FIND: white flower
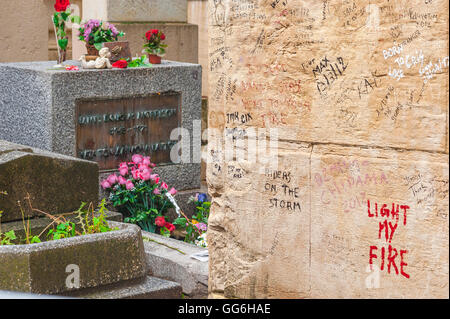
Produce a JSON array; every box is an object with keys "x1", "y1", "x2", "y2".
[{"x1": 195, "y1": 232, "x2": 208, "y2": 248}]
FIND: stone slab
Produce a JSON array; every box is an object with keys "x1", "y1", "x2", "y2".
[
  {"x1": 63, "y1": 275, "x2": 182, "y2": 299},
  {"x1": 142, "y1": 231, "x2": 208, "y2": 298},
  {"x1": 83, "y1": 0, "x2": 188, "y2": 23},
  {"x1": 0, "y1": 60, "x2": 202, "y2": 191},
  {"x1": 310, "y1": 145, "x2": 449, "y2": 298},
  {"x1": 207, "y1": 141, "x2": 312, "y2": 298},
  {"x1": 0, "y1": 140, "x2": 99, "y2": 223}
]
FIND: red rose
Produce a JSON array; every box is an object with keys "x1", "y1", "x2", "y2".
[
  {"x1": 155, "y1": 216, "x2": 166, "y2": 227},
  {"x1": 152, "y1": 29, "x2": 159, "y2": 35},
  {"x1": 112, "y1": 60, "x2": 128, "y2": 69},
  {"x1": 160, "y1": 33, "x2": 166, "y2": 40},
  {"x1": 145, "y1": 31, "x2": 153, "y2": 41},
  {"x1": 164, "y1": 222, "x2": 175, "y2": 232},
  {"x1": 54, "y1": 0, "x2": 70, "y2": 12}
]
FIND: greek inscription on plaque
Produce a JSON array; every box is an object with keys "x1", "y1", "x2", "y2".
[{"x1": 76, "y1": 92, "x2": 181, "y2": 170}]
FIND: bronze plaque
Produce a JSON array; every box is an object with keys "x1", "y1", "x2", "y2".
[{"x1": 76, "y1": 92, "x2": 181, "y2": 171}]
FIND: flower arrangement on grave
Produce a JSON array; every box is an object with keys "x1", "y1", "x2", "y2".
[
  {"x1": 101, "y1": 154, "x2": 177, "y2": 236},
  {"x1": 111, "y1": 56, "x2": 153, "y2": 69},
  {"x1": 143, "y1": 29, "x2": 168, "y2": 64},
  {"x1": 52, "y1": 0, "x2": 80, "y2": 65},
  {"x1": 78, "y1": 19, "x2": 125, "y2": 56},
  {"x1": 173, "y1": 193, "x2": 210, "y2": 247}
]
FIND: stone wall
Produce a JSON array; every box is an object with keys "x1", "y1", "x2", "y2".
[
  {"x1": 207, "y1": 0, "x2": 449, "y2": 298},
  {"x1": 188, "y1": 0, "x2": 209, "y2": 97}
]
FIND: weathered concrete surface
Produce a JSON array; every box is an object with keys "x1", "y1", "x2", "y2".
[
  {"x1": 188, "y1": 0, "x2": 210, "y2": 96},
  {"x1": 207, "y1": 0, "x2": 449, "y2": 299},
  {"x1": 82, "y1": 0, "x2": 188, "y2": 23},
  {"x1": 0, "y1": 0, "x2": 48, "y2": 62},
  {"x1": 63, "y1": 276, "x2": 182, "y2": 299},
  {"x1": 0, "y1": 221, "x2": 146, "y2": 295},
  {"x1": 142, "y1": 231, "x2": 208, "y2": 299},
  {"x1": 310, "y1": 145, "x2": 449, "y2": 298},
  {"x1": 0, "y1": 140, "x2": 99, "y2": 223}
]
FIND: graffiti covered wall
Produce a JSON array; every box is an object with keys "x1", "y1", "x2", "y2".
[{"x1": 207, "y1": 0, "x2": 449, "y2": 298}]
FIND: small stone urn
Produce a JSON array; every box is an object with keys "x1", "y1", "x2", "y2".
[{"x1": 148, "y1": 54, "x2": 162, "y2": 64}]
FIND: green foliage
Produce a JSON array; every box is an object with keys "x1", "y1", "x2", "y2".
[
  {"x1": 1, "y1": 230, "x2": 16, "y2": 246},
  {"x1": 78, "y1": 20, "x2": 125, "y2": 46},
  {"x1": 58, "y1": 38, "x2": 69, "y2": 51},
  {"x1": 0, "y1": 199, "x2": 115, "y2": 246},
  {"x1": 143, "y1": 43, "x2": 168, "y2": 56},
  {"x1": 113, "y1": 182, "x2": 173, "y2": 233},
  {"x1": 173, "y1": 197, "x2": 210, "y2": 245},
  {"x1": 47, "y1": 221, "x2": 76, "y2": 241},
  {"x1": 53, "y1": 9, "x2": 80, "y2": 51}
]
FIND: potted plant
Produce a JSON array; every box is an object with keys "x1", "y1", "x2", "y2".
[
  {"x1": 52, "y1": 0, "x2": 80, "y2": 65},
  {"x1": 143, "y1": 29, "x2": 167, "y2": 64},
  {"x1": 78, "y1": 19, "x2": 125, "y2": 57}
]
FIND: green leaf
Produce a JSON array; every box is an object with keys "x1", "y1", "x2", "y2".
[
  {"x1": 58, "y1": 38, "x2": 68, "y2": 50},
  {"x1": 5, "y1": 230, "x2": 16, "y2": 241},
  {"x1": 71, "y1": 15, "x2": 81, "y2": 24},
  {"x1": 61, "y1": 12, "x2": 69, "y2": 21},
  {"x1": 31, "y1": 236, "x2": 41, "y2": 244},
  {"x1": 94, "y1": 42, "x2": 104, "y2": 51},
  {"x1": 53, "y1": 13, "x2": 59, "y2": 26}
]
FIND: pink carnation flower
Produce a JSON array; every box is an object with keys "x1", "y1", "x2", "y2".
[
  {"x1": 119, "y1": 167, "x2": 128, "y2": 176},
  {"x1": 153, "y1": 188, "x2": 161, "y2": 195},
  {"x1": 141, "y1": 169, "x2": 151, "y2": 181},
  {"x1": 119, "y1": 162, "x2": 128, "y2": 168},
  {"x1": 168, "y1": 187, "x2": 177, "y2": 195},
  {"x1": 126, "y1": 180, "x2": 135, "y2": 190},
  {"x1": 131, "y1": 169, "x2": 140, "y2": 180},
  {"x1": 107, "y1": 174, "x2": 118, "y2": 185},
  {"x1": 101, "y1": 180, "x2": 111, "y2": 189},
  {"x1": 132, "y1": 154, "x2": 143, "y2": 164},
  {"x1": 143, "y1": 156, "x2": 151, "y2": 166},
  {"x1": 118, "y1": 176, "x2": 127, "y2": 185},
  {"x1": 161, "y1": 182, "x2": 168, "y2": 190}
]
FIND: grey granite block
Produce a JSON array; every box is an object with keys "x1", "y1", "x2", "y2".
[{"x1": 0, "y1": 60, "x2": 202, "y2": 191}]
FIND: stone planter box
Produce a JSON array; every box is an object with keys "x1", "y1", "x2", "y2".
[{"x1": 0, "y1": 221, "x2": 146, "y2": 295}]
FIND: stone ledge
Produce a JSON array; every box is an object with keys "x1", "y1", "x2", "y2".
[
  {"x1": 142, "y1": 231, "x2": 208, "y2": 299},
  {"x1": 62, "y1": 276, "x2": 182, "y2": 299}
]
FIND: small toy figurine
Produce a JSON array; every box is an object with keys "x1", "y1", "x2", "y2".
[{"x1": 80, "y1": 47, "x2": 113, "y2": 69}]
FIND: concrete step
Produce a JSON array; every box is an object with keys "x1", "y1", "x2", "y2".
[
  {"x1": 61, "y1": 276, "x2": 182, "y2": 299},
  {"x1": 142, "y1": 231, "x2": 208, "y2": 299}
]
